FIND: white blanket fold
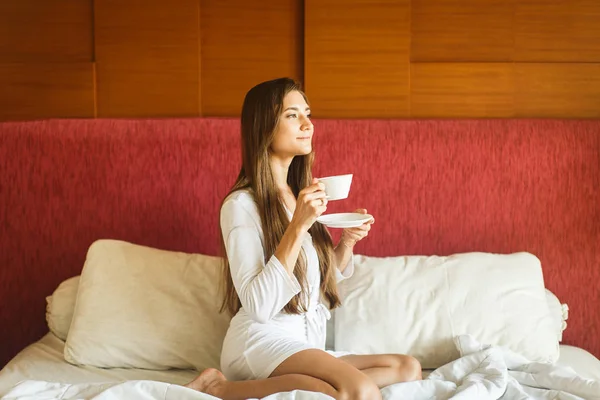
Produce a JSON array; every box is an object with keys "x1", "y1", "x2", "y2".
[{"x1": 3, "y1": 335, "x2": 599, "y2": 400}]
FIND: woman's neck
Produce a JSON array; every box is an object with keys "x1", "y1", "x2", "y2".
[{"x1": 270, "y1": 155, "x2": 293, "y2": 193}]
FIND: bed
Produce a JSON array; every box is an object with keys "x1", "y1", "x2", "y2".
[
  {"x1": 0, "y1": 333, "x2": 197, "y2": 396},
  {"x1": 2, "y1": 332, "x2": 600, "y2": 398}
]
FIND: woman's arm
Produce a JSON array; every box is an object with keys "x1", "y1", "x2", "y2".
[
  {"x1": 334, "y1": 235, "x2": 354, "y2": 274},
  {"x1": 222, "y1": 197, "x2": 305, "y2": 324},
  {"x1": 333, "y1": 233, "x2": 356, "y2": 283},
  {"x1": 266, "y1": 178, "x2": 328, "y2": 276},
  {"x1": 332, "y1": 209, "x2": 375, "y2": 282},
  {"x1": 221, "y1": 182, "x2": 327, "y2": 323},
  {"x1": 274, "y1": 220, "x2": 309, "y2": 277}
]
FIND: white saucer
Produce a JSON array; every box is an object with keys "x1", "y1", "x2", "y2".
[{"x1": 316, "y1": 213, "x2": 373, "y2": 229}]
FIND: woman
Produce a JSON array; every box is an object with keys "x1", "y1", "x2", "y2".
[{"x1": 185, "y1": 78, "x2": 421, "y2": 399}]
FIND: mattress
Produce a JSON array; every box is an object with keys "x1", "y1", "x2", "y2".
[
  {"x1": 0, "y1": 333, "x2": 198, "y2": 397},
  {"x1": 2, "y1": 333, "x2": 600, "y2": 397}
]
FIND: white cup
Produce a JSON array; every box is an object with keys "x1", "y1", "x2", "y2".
[{"x1": 317, "y1": 174, "x2": 353, "y2": 201}]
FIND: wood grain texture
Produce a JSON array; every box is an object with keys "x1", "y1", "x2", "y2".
[
  {"x1": 0, "y1": 0, "x2": 92, "y2": 63},
  {"x1": 0, "y1": 62, "x2": 95, "y2": 121},
  {"x1": 411, "y1": 63, "x2": 515, "y2": 118},
  {"x1": 305, "y1": 0, "x2": 410, "y2": 118},
  {"x1": 200, "y1": 0, "x2": 303, "y2": 117},
  {"x1": 95, "y1": 0, "x2": 200, "y2": 117},
  {"x1": 516, "y1": 64, "x2": 600, "y2": 118},
  {"x1": 515, "y1": 0, "x2": 600, "y2": 62},
  {"x1": 0, "y1": 1, "x2": 599, "y2": 120},
  {"x1": 411, "y1": 0, "x2": 515, "y2": 62}
]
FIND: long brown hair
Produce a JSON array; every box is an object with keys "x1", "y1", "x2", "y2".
[{"x1": 220, "y1": 77, "x2": 341, "y2": 316}]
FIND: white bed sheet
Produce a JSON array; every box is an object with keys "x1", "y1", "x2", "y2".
[
  {"x1": 2, "y1": 333, "x2": 600, "y2": 397},
  {"x1": 0, "y1": 333, "x2": 198, "y2": 397}
]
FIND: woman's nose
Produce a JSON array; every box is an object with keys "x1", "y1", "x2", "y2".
[{"x1": 301, "y1": 116, "x2": 313, "y2": 130}]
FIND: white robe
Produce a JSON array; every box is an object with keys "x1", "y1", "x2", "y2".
[{"x1": 219, "y1": 190, "x2": 354, "y2": 380}]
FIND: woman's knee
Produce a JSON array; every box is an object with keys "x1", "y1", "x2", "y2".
[
  {"x1": 338, "y1": 375, "x2": 381, "y2": 400},
  {"x1": 394, "y1": 355, "x2": 422, "y2": 381}
]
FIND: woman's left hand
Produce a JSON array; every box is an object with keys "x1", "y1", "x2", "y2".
[{"x1": 339, "y1": 208, "x2": 375, "y2": 249}]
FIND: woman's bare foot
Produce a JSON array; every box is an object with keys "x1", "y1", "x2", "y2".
[{"x1": 184, "y1": 368, "x2": 227, "y2": 397}]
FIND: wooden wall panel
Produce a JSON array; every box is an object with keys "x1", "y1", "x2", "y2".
[
  {"x1": 201, "y1": 0, "x2": 302, "y2": 117},
  {"x1": 0, "y1": 1, "x2": 92, "y2": 63},
  {"x1": 516, "y1": 64, "x2": 600, "y2": 118},
  {"x1": 0, "y1": 63, "x2": 95, "y2": 121},
  {"x1": 515, "y1": 0, "x2": 600, "y2": 62},
  {"x1": 411, "y1": 0, "x2": 515, "y2": 62},
  {"x1": 305, "y1": 0, "x2": 410, "y2": 118},
  {"x1": 0, "y1": 1, "x2": 599, "y2": 120},
  {"x1": 95, "y1": 0, "x2": 200, "y2": 117},
  {"x1": 411, "y1": 63, "x2": 514, "y2": 118}
]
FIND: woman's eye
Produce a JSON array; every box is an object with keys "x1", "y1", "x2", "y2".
[
  {"x1": 287, "y1": 114, "x2": 297, "y2": 118},
  {"x1": 306, "y1": 114, "x2": 311, "y2": 119}
]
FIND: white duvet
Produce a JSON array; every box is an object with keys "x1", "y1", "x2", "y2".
[{"x1": 3, "y1": 335, "x2": 599, "y2": 400}]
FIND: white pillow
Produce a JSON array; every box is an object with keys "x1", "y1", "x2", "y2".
[
  {"x1": 49, "y1": 270, "x2": 569, "y2": 356},
  {"x1": 64, "y1": 239, "x2": 231, "y2": 370},
  {"x1": 46, "y1": 275, "x2": 80, "y2": 340},
  {"x1": 335, "y1": 252, "x2": 559, "y2": 369}
]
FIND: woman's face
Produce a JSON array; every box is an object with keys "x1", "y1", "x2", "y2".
[{"x1": 270, "y1": 90, "x2": 313, "y2": 159}]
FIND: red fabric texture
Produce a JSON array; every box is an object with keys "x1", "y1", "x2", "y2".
[{"x1": 0, "y1": 118, "x2": 598, "y2": 367}]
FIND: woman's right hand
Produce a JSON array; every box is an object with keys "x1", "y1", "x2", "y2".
[{"x1": 291, "y1": 178, "x2": 328, "y2": 232}]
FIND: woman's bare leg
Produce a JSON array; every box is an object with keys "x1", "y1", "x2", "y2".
[
  {"x1": 339, "y1": 354, "x2": 422, "y2": 388},
  {"x1": 184, "y1": 349, "x2": 381, "y2": 400},
  {"x1": 270, "y1": 349, "x2": 381, "y2": 400},
  {"x1": 184, "y1": 368, "x2": 337, "y2": 400}
]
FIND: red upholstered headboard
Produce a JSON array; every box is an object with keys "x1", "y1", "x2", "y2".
[{"x1": 1, "y1": 118, "x2": 598, "y2": 367}]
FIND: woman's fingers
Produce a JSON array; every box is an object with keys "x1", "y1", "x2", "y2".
[
  {"x1": 344, "y1": 225, "x2": 370, "y2": 239},
  {"x1": 301, "y1": 181, "x2": 326, "y2": 195},
  {"x1": 311, "y1": 198, "x2": 327, "y2": 208},
  {"x1": 302, "y1": 190, "x2": 328, "y2": 204},
  {"x1": 349, "y1": 223, "x2": 371, "y2": 232},
  {"x1": 343, "y1": 230, "x2": 364, "y2": 242}
]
